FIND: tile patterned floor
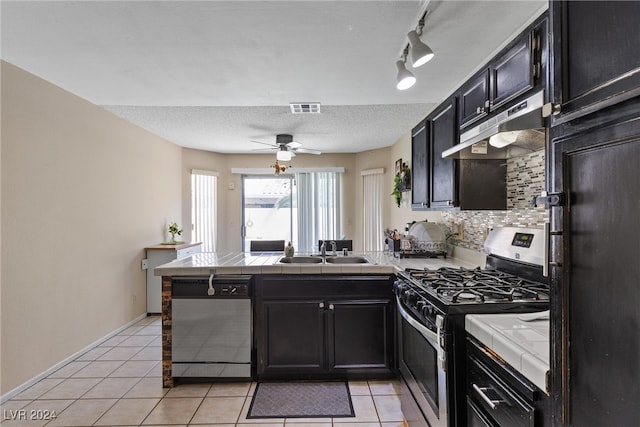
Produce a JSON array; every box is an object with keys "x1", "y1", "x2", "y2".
[{"x1": 1, "y1": 316, "x2": 403, "y2": 427}]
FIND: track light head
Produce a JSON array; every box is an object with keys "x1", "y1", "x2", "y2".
[
  {"x1": 396, "y1": 59, "x2": 416, "y2": 90},
  {"x1": 407, "y1": 30, "x2": 434, "y2": 68}
]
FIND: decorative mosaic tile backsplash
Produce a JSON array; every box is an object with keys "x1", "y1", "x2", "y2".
[
  {"x1": 442, "y1": 149, "x2": 548, "y2": 251},
  {"x1": 506, "y1": 150, "x2": 545, "y2": 209}
]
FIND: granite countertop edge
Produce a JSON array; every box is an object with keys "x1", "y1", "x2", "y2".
[
  {"x1": 465, "y1": 313, "x2": 550, "y2": 394},
  {"x1": 154, "y1": 251, "x2": 482, "y2": 276}
]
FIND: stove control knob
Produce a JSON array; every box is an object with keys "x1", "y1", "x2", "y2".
[
  {"x1": 401, "y1": 290, "x2": 410, "y2": 303},
  {"x1": 422, "y1": 306, "x2": 433, "y2": 317},
  {"x1": 403, "y1": 290, "x2": 416, "y2": 305},
  {"x1": 415, "y1": 300, "x2": 426, "y2": 311}
]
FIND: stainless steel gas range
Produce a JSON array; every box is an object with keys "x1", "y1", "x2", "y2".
[{"x1": 394, "y1": 227, "x2": 550, "y2": 427}]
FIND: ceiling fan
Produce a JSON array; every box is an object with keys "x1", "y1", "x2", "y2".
[{"x1": 251, "y1": 134, "x2": 322, "y2": 161}]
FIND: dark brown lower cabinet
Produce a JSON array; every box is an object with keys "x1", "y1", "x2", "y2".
[
  {"x1": 255, "y1": 275, "x2": 395, "y2": 380},
  {"x1": 467, "y1": 337, "x2": 550, "y2": 427},
  {"x1": 329, "y1": 301, "x2": 392, "y2": 372},
  {"x1": 260, "y1": 300, "x2": 326, "y2": 376}
]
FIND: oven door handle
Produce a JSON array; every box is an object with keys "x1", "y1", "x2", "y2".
[{"x1": 396, "y1": 295, "x2": 440, "y2": 347}]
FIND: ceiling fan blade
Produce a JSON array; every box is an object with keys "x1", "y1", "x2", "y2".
[
  {"x1": 286, "y1": 141, "x2": 302, "y2": 149},
  {"x1": 294, "y1": 147, "x2": 322, "y2": 155},
  {"x1": 252, "y1": 148, "x2": 277, "y2": 152},
  {"x1": 251, "y1": 140, "x2": 278, "y2": 148}
]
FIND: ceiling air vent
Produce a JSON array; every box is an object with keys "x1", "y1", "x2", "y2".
[{"x1": 290, "y1": 102, "x2": 321, "y2": 114}]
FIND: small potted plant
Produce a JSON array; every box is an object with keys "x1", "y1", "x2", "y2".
[
  {"x1": 168, "y1": 222, "x2": 183, "y2": 244},
  {"x1": 391, "y1": 175, "x2": 402, "y2": 207}
]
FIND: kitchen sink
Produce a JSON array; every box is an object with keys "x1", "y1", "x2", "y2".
[
  {"x1": 324, "y1": 256, "x2": 370, "y2": 264},
  {"x1": 277, "y1": 255, "x2": 372, "y2": 264},
  {"x1": 278, "y1": 256, "x2": 324, "y2": 264}
]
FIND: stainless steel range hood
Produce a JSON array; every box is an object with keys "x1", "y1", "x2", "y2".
[{"x1": 442, "y1": 90, "x2": 546, "y2": 159}]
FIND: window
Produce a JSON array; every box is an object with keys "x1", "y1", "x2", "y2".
[
  {"x1": 362, "y1": 169, "x2": 385, "y2": 251},
  {"x1": 296, "y1": 172, "x2": 341, "y2": 252},
  {"x1": 241, "y1": 176, "x2": 295, "y2": 251},
  {"x1": 191, "y1": 170, "x2": 217, "y2": 252}
]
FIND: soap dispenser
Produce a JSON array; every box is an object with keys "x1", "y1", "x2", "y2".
[{"x1": 284, "y1": 241, "x2": 294, "y2": 257}]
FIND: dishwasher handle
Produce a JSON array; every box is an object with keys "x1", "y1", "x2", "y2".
[{"x1": 172, "y1": 275, "x2": 252, "y2": 298}]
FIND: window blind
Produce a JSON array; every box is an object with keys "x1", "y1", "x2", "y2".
[{"x1": 191, "y1": 170, "x2": 217, "y2": 252}]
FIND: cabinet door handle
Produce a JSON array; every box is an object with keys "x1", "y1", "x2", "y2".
[
  {"x1": 542, "y1": 103, "x2": 562, "y2": 117},
  {"x1": 472, "y1": 384, "x2": 502, "y2": 410},
  {"x1": 319, "y1": 302, "x2": 325, "y2": 309}
]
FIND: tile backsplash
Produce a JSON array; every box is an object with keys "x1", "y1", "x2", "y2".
[
  {"x1": 506, "y1": 149, "x2": 545, "y2": 209},
  {"x1": 442, "y1": 149, "x2": 548, "y2": 251}
]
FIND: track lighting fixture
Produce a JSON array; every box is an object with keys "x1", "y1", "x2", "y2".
[
  {"x1": 396, "y1": 48, "x2": 416, "y2": 90},
  {"x1": 407, "y1": 23, "x2": 434, "y2": 67},
  {"x1": 395, "y1": 11, "x2": 434, "y2": 89}
]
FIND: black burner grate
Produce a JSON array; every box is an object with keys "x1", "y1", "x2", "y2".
[{"x1": 404, "y1": 267, "x2": 549, "y2": 304}]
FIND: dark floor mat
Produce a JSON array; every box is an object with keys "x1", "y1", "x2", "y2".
[{"x1": 246, "y1": 381, "x2": 355, "y2": 418}]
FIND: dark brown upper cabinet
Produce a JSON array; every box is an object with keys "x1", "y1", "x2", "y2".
[
  {"x1": 411, "y1": 119, "x2": 430, "y2": 210},
  {"x1": 550, "y1": 0, "x2": 640, "y2": 125},
  {"x1": 412, "y1": 96, "x2": 506, "y2": 212},
  {"x1": 429, "y1": 97, "x2": 458, "y2": 208},
  {"x1": 459, "y1": 15, "x2": 546, "y2": 130},
  {"x1": 491, "y1": 30, "x2": 536, "y2": 110},
  {"x1": 459, "y1": 69, "x2": 490, "y2": 128}
]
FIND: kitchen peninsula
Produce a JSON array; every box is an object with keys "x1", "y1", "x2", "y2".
[{"x1": 156, "y1": 251, "x2": 480, "y2": 387}]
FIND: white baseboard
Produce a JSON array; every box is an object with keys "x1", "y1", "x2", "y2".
[{"x1": 0, "y1": 313, "x2": 149, "y2": 404}]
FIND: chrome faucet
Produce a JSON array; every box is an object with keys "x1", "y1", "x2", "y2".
[
  {"x1": 330, "y1": 241, "x2": 337, "y2": 256},
  {"x1": 320, "y1": 241, "x2": 327, "y2": 262}
]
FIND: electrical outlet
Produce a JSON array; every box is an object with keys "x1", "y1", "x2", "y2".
[
  {"x1": 457, "y1": 224, "x2": 465, "y2": 240},
  {"x1": 141, "y1": 259, "x2": 148, "y2": 270}
]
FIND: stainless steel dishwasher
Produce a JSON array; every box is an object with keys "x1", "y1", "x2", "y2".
[{"x1": 171, "y1": 275, "x2": 252, "y2": 379}]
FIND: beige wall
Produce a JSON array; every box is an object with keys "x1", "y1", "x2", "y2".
[{"x1": 1, "y1": 61, "x2": 183, "y2": 395}]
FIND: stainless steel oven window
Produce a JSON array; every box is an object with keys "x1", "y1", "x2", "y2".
[
  {"x1": 397, "y1": 299, "x2": 448, "y2": 427},
  {"x1": 402, "y1": 320, "x2": 440, "y2": 409}
]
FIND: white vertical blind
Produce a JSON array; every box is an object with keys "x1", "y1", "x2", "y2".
[
  {"x1": 191, "y1": 170, "x2": 217, "y2": 252},
  {"x1": 362, "y1": 169, "x2": 384, "y2": 251},
  {"x1": 296, "y1": 172, "x2": 341, "y2": 252}
]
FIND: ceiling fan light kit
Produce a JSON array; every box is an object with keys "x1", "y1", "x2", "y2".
[
  {"x1": 396, "y1": 10, "x2": 434, "y2": 90},
  {"x1": 276, "y1": 148, "x2": 292, "y2": 161},
  {"x1": 251, "y1": 133, "x2": 322, "y2": 161}
]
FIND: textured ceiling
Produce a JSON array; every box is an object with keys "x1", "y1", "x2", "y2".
[{"x1": 1, "y1": 0, "x2": 547, "y2": 154}]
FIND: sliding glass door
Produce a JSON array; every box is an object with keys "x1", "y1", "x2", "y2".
[{"x1": 241, "y1": 176, "x2": 297, "y2": 252}]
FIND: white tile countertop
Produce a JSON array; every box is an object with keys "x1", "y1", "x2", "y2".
[
  {"x1": 465, "y1": 311, "x2": 550, "y2": 393},
  {"x1": 154, "y1": 251, "x2": 483, "y2": 276}
]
